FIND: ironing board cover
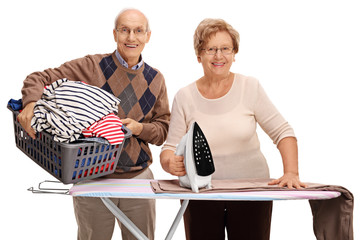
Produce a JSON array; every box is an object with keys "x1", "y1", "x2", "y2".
[{"x1": 69, "y1": 178, "x2": 341, "y2": 201}]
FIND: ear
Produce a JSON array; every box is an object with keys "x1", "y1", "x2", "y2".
[
  {"x1": 145, "y1": 31, "x2": 151, "y2": 43},
  {"x1": 113, "y1": 29, "x2": 117, "y2": 42},
  {"x1": 197, "y1": 56, "x2": 201, "y2": 63}
]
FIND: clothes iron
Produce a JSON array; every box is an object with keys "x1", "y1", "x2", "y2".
[{"x1": 175, "y1": 122, "x2": 215, "y2": 193}]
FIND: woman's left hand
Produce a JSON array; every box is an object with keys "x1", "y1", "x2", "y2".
[{"x1": 268, "y1": 172, "x2": 307, "y2": 189}]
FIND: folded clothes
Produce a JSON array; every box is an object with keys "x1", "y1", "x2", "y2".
[
  {"x1": 150, "y1": 178, "x2": 330, "y2": 193},
  {"x1": 31, "y1": 78, "x2": 120, "y2": 143}
]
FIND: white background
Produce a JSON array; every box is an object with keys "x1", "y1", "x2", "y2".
[{"x1": 1, "y1": 0, "x2": 359, "y2": 239}]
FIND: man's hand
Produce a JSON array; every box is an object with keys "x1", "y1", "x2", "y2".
[
  {"x1": 17, "y1": 102, "x2": 36, "y2": 139},
  {"x1": 122, "y1": 118, "x2": 143, "y2": 136}
]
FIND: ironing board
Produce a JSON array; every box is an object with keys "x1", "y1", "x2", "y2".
[{"x1": 69, "y1": 178, "x2": 341, "y2": 240}]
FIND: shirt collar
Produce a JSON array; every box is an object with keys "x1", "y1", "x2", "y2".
[{"x1": 115, "y1": 50, "x2": 144, "y2": 70}]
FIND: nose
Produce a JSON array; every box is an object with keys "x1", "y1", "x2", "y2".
[
  {"x1": 214, "y1": 49, "x2": 223, "y2": 58},
  {"x1": 127, "y1": 30, "x2": 136, "y2": 41}
]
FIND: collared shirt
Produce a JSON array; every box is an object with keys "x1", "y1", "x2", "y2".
[{"x1": 115, "y1": 50, "x2": 144, "y2": 70}]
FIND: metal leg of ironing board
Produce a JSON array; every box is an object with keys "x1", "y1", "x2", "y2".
[
  {"x1": 165, "y1": 199, "x2": 189, "y2": 240},
  {"x1": 100, "y1": 197, "x2": 149, "y2": 240}
]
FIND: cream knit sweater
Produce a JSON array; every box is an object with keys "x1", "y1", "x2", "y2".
[{"x1": 162, "y1": 73, "x2": 295, "y2": 180}]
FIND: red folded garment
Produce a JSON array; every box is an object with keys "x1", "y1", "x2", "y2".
[{"x1": 82, "y1": 113, "x2": 124, "y2": 145}]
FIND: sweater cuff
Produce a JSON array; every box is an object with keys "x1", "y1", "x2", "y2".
[
  {"x1": 275, "y1": 134, "x2": 297, "y2": 146},
  {"x1": 22, "y1": 97, "x2": 39, "y2": 108},
  {"x1": 161, "y1": 144, "x2": 176, "y2": 153},
  {"x1": 137, "y1": 123, "x2": 153, "y2": 141}
]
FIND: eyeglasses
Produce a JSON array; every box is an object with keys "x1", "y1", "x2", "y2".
[
  {"x1": 201, "y1": 47, "x2": 234, "y2": 55},
  {"x1": 116, "y1": 27, "x2": 147, "y2": 37}
]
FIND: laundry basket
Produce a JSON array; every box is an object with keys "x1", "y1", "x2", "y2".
[{"x1": 9, "y1": 107, "x2": 131, "y2": 184}]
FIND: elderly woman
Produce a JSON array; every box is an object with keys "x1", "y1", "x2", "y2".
[{"x1": 160, "y1": 18, "x2": 306, "y2": 240}]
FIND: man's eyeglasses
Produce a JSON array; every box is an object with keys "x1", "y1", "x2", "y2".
[
  {"x1": 116, "y1": 27, "x2": 147, "y2": 36},
  {"x1": 202, "y1": 47, "x2": 234, "y2": 55}
]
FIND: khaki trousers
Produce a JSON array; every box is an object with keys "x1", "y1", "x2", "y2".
[{"x1": 73, "y1": 168, "x2": 155, "y2": 240}]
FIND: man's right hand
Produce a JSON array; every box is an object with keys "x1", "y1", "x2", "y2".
[{"x1": 17, "y1": 102, "x2": 36, "y2": 139}]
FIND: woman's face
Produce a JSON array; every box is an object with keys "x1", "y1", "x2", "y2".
[{"x1": 198, "y1": 31, "x2": 235, "y2": 78}]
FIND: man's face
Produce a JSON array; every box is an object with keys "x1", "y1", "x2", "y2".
[{"x1": 113, "y1": 10, "x2": 151, "y2": 68}]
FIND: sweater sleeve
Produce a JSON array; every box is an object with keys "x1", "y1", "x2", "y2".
[
  {"x1": 21, "y1": 55, "x2": 96, "y2": 107},
  {"x1": 137, "y1": 73, "x2": 170, "y2": 146},
  {"x1": 161, "y1": 89, "x2": 188, "y2": 152},
  {"x1": 253, "y1": 80, "x2": 296, "y2": 145}
]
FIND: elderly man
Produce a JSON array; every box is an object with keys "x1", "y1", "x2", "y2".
[{"x1": 18, "y1": 9, "x2": 170, "y2": 240}]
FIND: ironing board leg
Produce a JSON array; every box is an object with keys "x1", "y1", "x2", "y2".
[
  {"x1": 165, "y1": 199, "x2": 189, "y2": 240},
  {"x1": 100, "y1": 197, "x2": 149, "y2": 240}
]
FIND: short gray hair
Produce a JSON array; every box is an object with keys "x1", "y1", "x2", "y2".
[
  {"x1": 114, "y1": 8, "x2": 150, "y2": 31},
  {"x1": 194, "y1": 18, "x2": 240, "y2": 56}
]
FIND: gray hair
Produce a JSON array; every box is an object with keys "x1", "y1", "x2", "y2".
[{"x1": 114, "y1": 8, "x2": 150, "y2": 31}]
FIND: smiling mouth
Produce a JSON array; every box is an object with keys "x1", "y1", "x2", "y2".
[
  {"x1": 212, "y1": 63, "x2": 225, "y2": 66},
  {"x1": 125, "y1": 44, "x2": 138, "y2": 48}
]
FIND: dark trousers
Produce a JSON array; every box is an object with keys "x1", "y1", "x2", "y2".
[{"x1": 183, "y1": 200, "x2": 273, "y2": 240}]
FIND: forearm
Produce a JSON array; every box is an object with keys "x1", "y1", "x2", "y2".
[
  {"x1": 22, "y1": 56, "x2": 95, "y2": 106},
  {"x1": 269, "y1": 136, "x2": 306, "y2": 188},
  {"x1": 22, "y1": 69, "x2": 62, "y2": 106},
  {"x1": 160, "y1": 149, "x2": 174, "y2": 173},
  {"x1": 138, "y1": 119, "x2": 169, "y2": 145},
  {"x1": 17, "y1": 102, "x2": 36, "y2": 139},
  {"x1": 277, "y1": 137, "x2": 299, "y2": 175}
]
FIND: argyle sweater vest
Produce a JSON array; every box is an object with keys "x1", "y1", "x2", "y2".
[{"x1": 22, "y1": 51, "x2": 170, "y2": 178}]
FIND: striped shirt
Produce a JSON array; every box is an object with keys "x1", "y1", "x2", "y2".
[
  {"x1": 82, "y1": 113, "x2": 124, "y2": 145},
  {"x1": 31, "y1": 78, "x2": 120, "y2": 142}
]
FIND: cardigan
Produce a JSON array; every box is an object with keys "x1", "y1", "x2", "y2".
[{"x1": 22, "y1": 51, "x2": 170, "y2": 178}]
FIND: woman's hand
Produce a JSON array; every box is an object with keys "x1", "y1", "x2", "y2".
[
  {"x1": 270, "y1": 137, "x2": 307, "y2": 189},
  {"x1": 17, "y1": 102, "x2": 36, "y2": 139},
  {"x1": 268, "y1": 172, "x2": 307, "y2": 189},
  {"x1": 160, "y1": 149, "x2": 186, "y2": 176}
]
